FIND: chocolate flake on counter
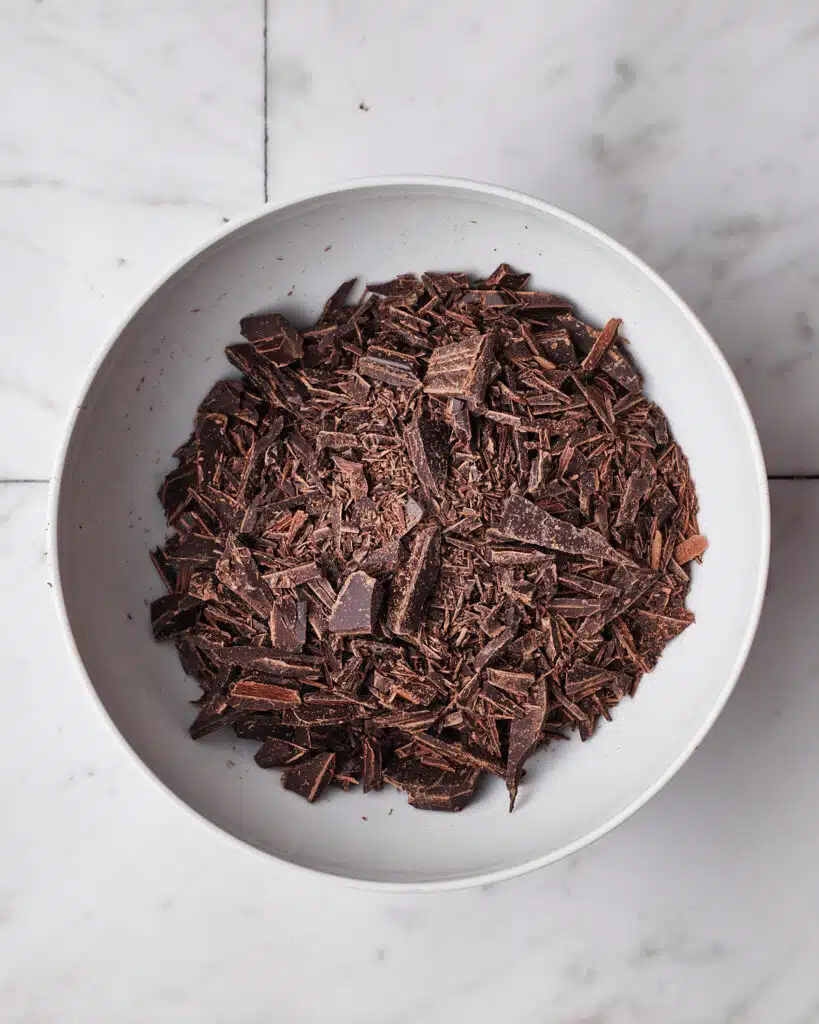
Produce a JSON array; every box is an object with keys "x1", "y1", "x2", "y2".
[
  {"x1": 151, "y1": 266, "x2": 705, "y2": 813},
  {"x1": 328, "y1": 571, "x2": 383, "y2": 635},
  {"x1": 281, "y1": 752, "x2": 336, "y2": 802}
]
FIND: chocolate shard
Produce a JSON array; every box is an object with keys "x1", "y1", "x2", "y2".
[
  {"x1": 514, "y1": 291, "x2": 573, "y2": 311},
  {"x1": 283, "y1": 705, "x2": 362, "y2": 726},
  {"x1": 506, "y1": 679, "x2": 549, "y2": 810},
  {"x1": 387, "y1": 524, "x2": 441, "y2": 636},
  {"x1": 536, "y1": 330, "x2": 579, "y2": 367},
  {"x1": 484, "y1": 668, "x2": 535, "y2": 695},
  {"x1": 150, "y1": 593, "x2": 202, "y2": 640},
  {"x1": 581, "y1": 317, "x2": 622, "y2": 372},
  {"x1": 254, "y1": 737, "x2": 308, "y2": 768},
  {"x1": 487, "y1": 547, "x2": 551, "y2": 568},
  {"x1": 269, "y1": 596, "x2": 307, "y2": 652},
  {"x1": 362, "y1": 736, "x2": 382, "y2": 793},
  {"x1": 228, "y1": 679, "x2": 302, "y2": 711},
  {"x1": 498, "y1": 494, "x2": 627, "y2": 564},
  {"x1": 384, "y1": 758, "x2": 480, "y2": 812},
  {"x1": 208, "y1": 647, "x2": 321, "y2": 678},
  {"x1": 263, "y1": 562, "x2": 323, "y2": 589},
  {"x1": 413, "y1": 733, "x2": 505, "y2": 778},
  {"x1": 484, "y1": 263, "x2": 530, "y2": 290},
  {"x1": 358, "y1": 346, "x2": 420, "y2": 388},
  {"x1": 281, "y1": 752, "x2": 336, "y2": 802},
  {"x1": 328, "y1": 571, "x2": 383, "y2": 636},
  {"x1": 240, "y1": 312, "x2": 304, "y2": 365},
  {"x1": 615, "y1": 466, "x2": 656, "y2": 528},
  {"x1": 423, "y1": 334, "x2": 497, "y2": 410},
  {"x1": 675, "y1": 534, "x2": 708, "y2": 564},
  {"x1": 564, "y1": 664, "x2": 618, "y2": 701},
  {"x1": 215, "y1": 535, "x2": 275, "y2": 618},
  {"x1": 404, "y1": 414, "x2": 450, "y2": 495}
]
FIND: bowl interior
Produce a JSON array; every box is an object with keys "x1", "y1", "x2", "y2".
[{"x1": 54, "y1": 182, "x2": 768, "y2": 886}]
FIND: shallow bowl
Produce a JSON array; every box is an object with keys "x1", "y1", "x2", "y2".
[{"x1": 50, "y1": 177, "x2": 769, "y2": 890}]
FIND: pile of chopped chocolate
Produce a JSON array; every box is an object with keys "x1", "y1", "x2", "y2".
[{"x1": 150, "y1": 266, "x2": 706, "y2": 812}]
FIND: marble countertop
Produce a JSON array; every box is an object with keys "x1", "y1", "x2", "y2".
[{"x1": 2, "y1": 2, "x2": 819, "y2": 1021}]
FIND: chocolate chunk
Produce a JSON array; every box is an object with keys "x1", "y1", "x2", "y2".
[
  {"x1": 387, "y1": 524, "x2": 441, "y2": 636},
  {"x1": 255, "y1": 737, "x2": 308, "y2": 768},
  {"x1": 208, "y1": 647, "x2": 321, "y2": 678},
  {"x1": 328, "y1": 571, "x2": 383, "y2": 636},
  {"x1": 484, "y1": 263, "x2": 530, "y2": 290},
  {"x1": 423, "y1": 334, "x2": 497, "y2": 409},
  {"x1": 263, "y1": 562, "x2": 323, "y2": 589},
  {"x1": 269, "y1": 597, "x2": 307, "y2": 652},
  {"x1": 384, "y1": 759, "x2": 481, "y2": 812},
  {"x1": 281, "y1": 752, "x2": 336, "y2": 802},
  {"x1": 404, "y1": 414, "x2": 450, "y2": 495},
  {"x1": 240, "y1": 312, "x2": 304, "y2": 365},
  {"x1": 581, "y1": 318, "x2": 622, "y2": 372}
]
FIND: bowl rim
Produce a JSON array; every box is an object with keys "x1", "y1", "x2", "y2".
[{"x1": 47, "y1": 174, "x2": 771, "y2": 892}]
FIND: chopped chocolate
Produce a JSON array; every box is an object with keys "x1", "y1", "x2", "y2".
[
  {"x1": 152, "y1": 268, "x2": 704, "y2": 813},
  {"x1": 362, "y1": 736, "x2": 382, "y2": 793},
  {"x1": 328, "y1": 571, "x2": 382, "y2": 636},
  {"x1": 281, "y1": 752, "x2": 336, "y2": 802},
  {"x1": 358, "y1": 346, "x2": 420, "y2": 388}
]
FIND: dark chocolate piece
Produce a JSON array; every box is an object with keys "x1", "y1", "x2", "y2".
[
  {"x1": 255, "y1": 737, "x2": 308, "y2": 768},
  {"x1": 498, "y1": 494, "x2": 626, "y2": 564},
  {"x1": 328, "y1": 571, "x2": 382, "y2": 636},
  {"x1": 387, "y1": 524, "x2": 441, "y2": 636},
  {"x1": 281, "y1": 752, "x2": 336, "y2": 802},
  {"x1": 269, "y1": 596, "x2": 307, "y2": 651},
  {"x1": 423, "y1": 334, "x2": 497, "y2": 409},
  {"x1": 404, "y1": 414, "x2": 450, "y2": 495}
]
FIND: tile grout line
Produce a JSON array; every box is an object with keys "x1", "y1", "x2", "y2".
[{"x1": 262, "y1": 0, "x2": 269, "y2": 204}]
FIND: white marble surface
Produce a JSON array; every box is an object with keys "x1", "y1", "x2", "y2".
[{"x1": 3, "y1": 1, "x2": 819, "y2": 1021}]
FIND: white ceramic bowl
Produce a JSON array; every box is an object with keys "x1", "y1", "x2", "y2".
[{"x1": 50, "y1": 177, "x2": 769, "y2": 890}]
